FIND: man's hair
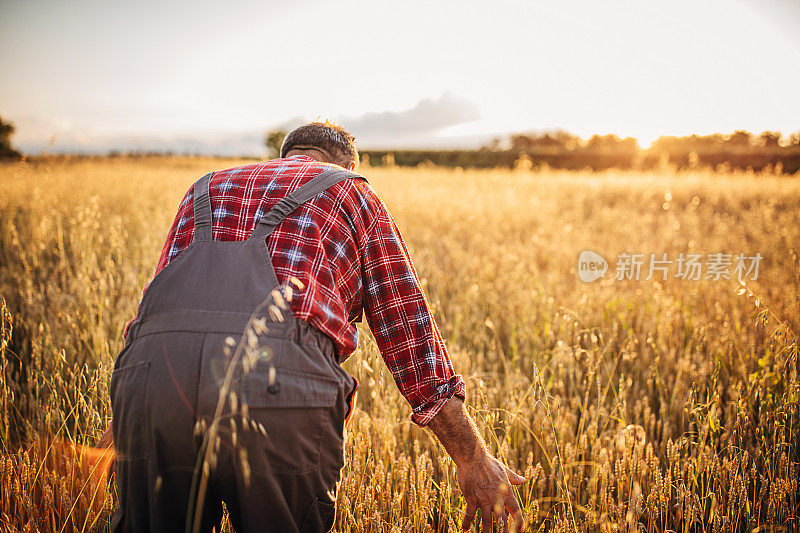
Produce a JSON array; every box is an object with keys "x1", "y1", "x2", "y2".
[{"x1": 280, "y1": 121, "x2": 359, "y2": 168}]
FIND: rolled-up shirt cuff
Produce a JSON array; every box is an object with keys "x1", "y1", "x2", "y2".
[
  {"x1": 122, "y1": 317, "x2": 135, "y2": 341},
  {"x1": 410, "y1": 375, "x2": 467, "y2": 427}
]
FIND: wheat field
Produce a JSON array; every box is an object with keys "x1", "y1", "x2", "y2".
[{"x1": 0, "y1": 156, "x2": 798, "y2": 532}]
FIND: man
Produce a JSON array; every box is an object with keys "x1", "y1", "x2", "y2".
[{"x1": 110, "y1": 121, "x2": 525, "y2": 532}]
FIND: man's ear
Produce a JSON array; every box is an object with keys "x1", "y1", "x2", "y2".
[{"x1": 347, "y1": 160, "x2": 356, "y2": 171}]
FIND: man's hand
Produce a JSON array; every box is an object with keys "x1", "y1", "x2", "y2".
[
  {"x1": 456, "y1": 448, "x2": 525, "y2": 532},
  {"x1": 97, "y1": 421, "x2": 114, "y2": 449},
  {"x1": 427, "y1": 397, "x2": 525, "y2": 532}
]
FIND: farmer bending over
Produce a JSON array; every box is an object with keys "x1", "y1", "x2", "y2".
[{"x1": 108, "y1": 121, "x2": 525, "y2": 532}]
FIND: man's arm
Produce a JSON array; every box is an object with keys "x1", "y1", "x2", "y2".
[
  {"x1": 428, "y1": 396, "x2": 525, "y2": 532},
  {"x1": 354, "y1": 182, "x2": 525, "y2": 531},
  {"x1": 356, "y1": 182, "x2": 466, "y2": 424},
  {"x1": 97, "y1": 422, "x2": 114, "y2": 449}
]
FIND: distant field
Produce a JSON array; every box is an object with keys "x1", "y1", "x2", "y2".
[{"x1": 1, "y1": 156, "x2": 798, "y2": 531}]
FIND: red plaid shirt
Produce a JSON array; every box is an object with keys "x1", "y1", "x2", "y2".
[{"x1": 125, "y1": 155, "x2": 465, "y2": 425}]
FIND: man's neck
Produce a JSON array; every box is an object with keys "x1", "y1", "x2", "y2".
[{"x1": 284, "y1": 148, "x2": 332, "y2": 163}]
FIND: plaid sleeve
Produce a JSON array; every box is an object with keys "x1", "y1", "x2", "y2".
[
  {"x1": 123, "y1": 185, "x2": 195, "y2": 339},
  {"x1": 359, "y1": 186, "x2": 466, "y2": 426}
]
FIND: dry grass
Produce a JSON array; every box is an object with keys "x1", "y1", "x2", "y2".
[{"x1": 0, "y1": 156, "x2": 798, "y2": 531}]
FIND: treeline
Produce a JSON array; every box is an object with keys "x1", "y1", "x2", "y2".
[
  {"x1": 360, "y1": 130, "x2": 800, "y2": 174},
  {"x1": 0, "y1": 117, "x2": 22, "y2": 160}
]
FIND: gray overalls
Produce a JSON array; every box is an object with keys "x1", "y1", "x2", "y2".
[{"x1": 111, "y1": 167, "x2": 361, "y2": 533}]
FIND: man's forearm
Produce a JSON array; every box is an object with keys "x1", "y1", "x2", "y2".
[
  {"x1": 428, "y1": 395, "x2": 526, "y2": 531},
  {"x1": 97, "y1": 421, "x2": 114, "y2": 449},
  {"x1": 427, "y1": 396, "x2": 485, "y2": 466}
]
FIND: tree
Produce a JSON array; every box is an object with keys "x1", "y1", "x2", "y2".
[
  {"x1": 264, "y1": 129, "x2": 288, "y2": 159},
  {"x1": 585, "y1": 134, "x2": 638, "y2": 153},
  {"x1": 757, "y1": 131, "x2": 782, "y2": 149},
  {"x1": 0, "y1": 116, "x2": 22, "y2": 160},
  {"x1": 483, "y1": 136, "x2": 502, "y2": 150},
  {"x1": 508, "y1": 130, "x2": 581, "y2": 153},
  {"x1": 726, "y1": 130, "x2": 752, "y2": 149}
]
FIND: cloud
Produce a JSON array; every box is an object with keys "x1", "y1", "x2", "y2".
[
  {"x1": 12, "y1": 92, "x2": 484, "y2": 155},
  {"x1": 341, "y1": 92, "x2": 480, "y2": 139},
  {"x1": 16, "y1": 127, "x2": 267, "y2": 157},
  {"x1": 260, "y1": 93, "x2": 483, "y2": 149}
]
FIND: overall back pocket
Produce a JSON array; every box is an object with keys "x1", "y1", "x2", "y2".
[
  {"x1": 110, "y1": 361, "x2": 151, "y2": 461},
  {"x1": 241, "y1": 364, "x2": 339, "y2": 475}
]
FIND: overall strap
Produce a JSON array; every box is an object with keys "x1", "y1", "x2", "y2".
[
  {"x1": 249, "y1": 167, "x2": 364, "y2": 242},
  {"x1": 192, "y1": 172, "x2": 214, "y2": 241}
]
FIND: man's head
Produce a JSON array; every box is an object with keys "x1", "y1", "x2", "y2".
[{"x1": 280, "y1": 121, "x2": 359, "y2": 171}]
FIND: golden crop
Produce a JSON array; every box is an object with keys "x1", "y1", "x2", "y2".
[{"x1": 0, "y1": 156, "x2": 798, "y2": 531}]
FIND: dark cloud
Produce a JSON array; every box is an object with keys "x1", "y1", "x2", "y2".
[
  {"x1": 341, "y1": 92, "x2": 480, "y2": 138},
  {"x1": 14, "y1": 92, "x2": 483, "y2": 155},
  {"x1": 246, "y1": 93, "x2": 483, "y2": 150}
]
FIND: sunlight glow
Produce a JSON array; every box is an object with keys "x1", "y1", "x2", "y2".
[{"x1": 0, "y1": 0, "x2": 798, "y2": 153}]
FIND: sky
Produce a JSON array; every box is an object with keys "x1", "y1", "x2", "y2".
[{"x1": 1, "y1": 0, "x2": 799, "y2": 155}]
